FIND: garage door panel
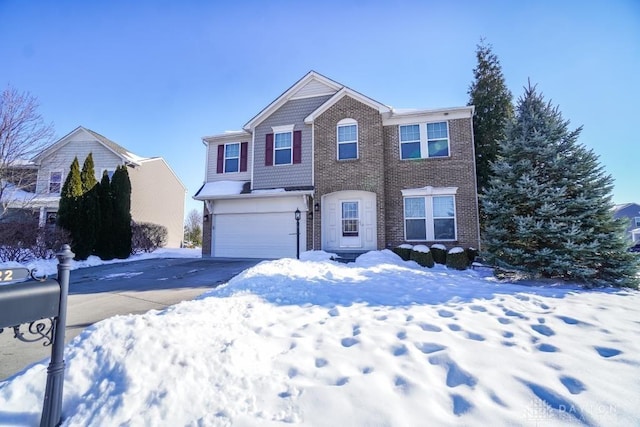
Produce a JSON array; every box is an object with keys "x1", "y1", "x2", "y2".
[{"x1": 213, "y1": 212, "x2": 305, "y2": 258}]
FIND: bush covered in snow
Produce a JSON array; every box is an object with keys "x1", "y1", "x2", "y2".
[
  {"x1": 430, "y1": 244, "x2": 447, "y2": 265},
  {"x1": 446, "y1": 247, "x2": 468, "y2": 270},
  {"x1": 392, "y1": 244, "x2": 413, "y2": 261},
  {"x1": 410, "y1": 245, "x2": 434, "y2": 268}
]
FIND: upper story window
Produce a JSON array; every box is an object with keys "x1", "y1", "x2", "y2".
[
  {"x1": 224, "y1": 143, "x2": 240, "y2": 173},
  {"x1": 265, "y1": 125, "x2": 301, "y2": 166},
  {"x1": 635, "y1": 216, "x2": 640, "y2": 227},
  {"x1": 337, "y1": 119, "x2": 358, "y2": 160},
  {"x1": 49, "y1": 171, "x2": 62, "y2": 194},
  {"x1": 216, "y1": 142, "x2": 248, "y2": 174},
  {"x1": 274, "y1": 132, "x2": 292, "y2": 165},
  {"x1": 399, "y1": 121, "x2": 450, "y2": 160}
]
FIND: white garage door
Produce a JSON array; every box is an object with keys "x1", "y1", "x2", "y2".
[{"x1": 213, "y1": 212, "x2": 305, "y2": 258}]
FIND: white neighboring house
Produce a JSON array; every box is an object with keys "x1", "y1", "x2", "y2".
[{"x1": 1, "y1": 126, "x2": 187, "y2": 248}]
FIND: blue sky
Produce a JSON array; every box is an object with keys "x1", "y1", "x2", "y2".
[{"x1": 1, "y1": 0, "x2": 638, "y2": 218}]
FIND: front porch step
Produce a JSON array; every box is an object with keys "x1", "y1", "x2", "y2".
[{"x1": 331, "y1": 251, "x2": 368, "y2": 263}]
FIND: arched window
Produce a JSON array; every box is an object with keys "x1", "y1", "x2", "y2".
[{"x1": 337, "y1": 118, "x2": 358, "y2": 160}]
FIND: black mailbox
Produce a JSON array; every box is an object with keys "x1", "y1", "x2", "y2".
[{"x1": 0, "y1": 278, "x2": 60, "y2": 329}]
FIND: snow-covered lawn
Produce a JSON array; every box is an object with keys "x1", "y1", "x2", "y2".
[{"x1": 1, "y1": 250, "x2": 639, "y2": 426}]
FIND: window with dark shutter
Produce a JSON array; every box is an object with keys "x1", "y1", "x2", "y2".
[
  {"x1": 293, "y1": 130, "x2": 302, "y2": 164},
  {"x1": 265, "y1": 134, "x2": 274, "y2": 166},
  {"x1": 240, "y1": 142, "x2": 248, "y2": 172},
  {"x1": 216, "y1": 145, "x2": 224, "y2": 173}
]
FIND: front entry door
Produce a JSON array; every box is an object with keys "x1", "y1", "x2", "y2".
[{"x1": 340, "y1": 201, "x2": 361, "y2": 248}]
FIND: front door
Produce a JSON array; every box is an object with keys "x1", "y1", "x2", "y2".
[{"x1": 340, "y1": 201, "x2": 361, "y2": 248}]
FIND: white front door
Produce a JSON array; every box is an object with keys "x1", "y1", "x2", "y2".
[
  {"x1": 340, "y1": 201, "x2": 361, "y2": 247},
  {"x1": 322, "y1": 191, "x2": 377, "y2": 251}
]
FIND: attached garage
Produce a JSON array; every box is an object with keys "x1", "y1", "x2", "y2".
[{"x1": 207, "y1": 193, "x2": 309, "y2": 259}]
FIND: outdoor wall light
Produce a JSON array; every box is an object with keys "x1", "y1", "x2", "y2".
[
  {"x1": 203, "y1": 214, "x2": 209, "y2": 222},
  {"x1": 314, "y1": 202, "x2": 320, "y2": 212}
]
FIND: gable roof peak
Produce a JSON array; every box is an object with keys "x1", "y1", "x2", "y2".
[{"x1": 243, "y1": 71, "x2": 344, "y2": 131}]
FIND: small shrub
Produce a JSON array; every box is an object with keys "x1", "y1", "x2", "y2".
[
  {"x1": 431, "y1": 244, "x2": 447, "y2": 264},
  {"x1": 32, "y1": 226, "x2": 73, "y2": 260},
  {"x1": 131, "y1": 222, "x2": 167, "y2": 254},
  {"x1": 446, "y1": 247, "x2": 468, "y2": 270},
  {"x1": 410, "y1": 245, "x2": 434, "y2": 268},
  {"x1": 465, "y1": 247, "x2": 479, "y2": 266},
  {"x1": 392, "y1": 244, "x2": 413, "y2": 261},
  {"x1": 0, "y1": 220, "x2": 39, "y2": 262}
]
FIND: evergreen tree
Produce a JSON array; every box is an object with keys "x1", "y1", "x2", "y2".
[
  {"x1": 96, "y1": 171, "x2": 115, "y2": 260},
  {"x1": 75, "y1": 153, "x2": 100, "y2": 260},
  {"x1": 111, "y1": 165, "x2": 132, "y2": 258},
  {"x1": 482, "y1": 83, "x2": 638, "y2": 288},
  {"x1": 57, "y1": 157, "x2": 82, "y2": 247},
  {"x1": 468, "y1": 39, "x2": 513, "y2": 198}
]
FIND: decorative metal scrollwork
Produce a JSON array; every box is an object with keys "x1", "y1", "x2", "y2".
[
  {"x1": 0, "y1": 318, "x2": 55, "y2": 346},
  {"x1": 30, "y1": 268, "x2": 48, "y2": 282}
]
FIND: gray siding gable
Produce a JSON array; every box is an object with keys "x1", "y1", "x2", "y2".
[{"x1": 253, "y1": 95, "x2": 332, "y2": 189}]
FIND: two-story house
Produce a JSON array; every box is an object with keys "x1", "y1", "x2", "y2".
[
  {"x1": 613, "y1": 203, "x2": 640, "y2": 243},
  {"x1": 194, "y1": 71, "x2": 480, "y2": 259},
  {"x1": 2, "y1": 126, "x2": 187, "y2": 247}
]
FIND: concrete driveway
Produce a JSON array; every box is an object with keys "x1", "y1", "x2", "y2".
[{"x1": 0, "y1": 257, "x2": 261, "y2": 381}]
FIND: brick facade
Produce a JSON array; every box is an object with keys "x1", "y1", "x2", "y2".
[
  {"x1": 383, "y1": 118, "x2": 480, "y2": 249},
  {"x1": 312, "y1": 96, "x2": 387, "y2": 250}
]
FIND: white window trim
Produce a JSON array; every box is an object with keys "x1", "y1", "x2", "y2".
[
  {"x1": 337, "y1": 118, "x2": 358, "y2": 160},
  {"x1": 634, "y1": 216, "x2": 640, "y2": 227},
  {"x1": 48, "y1": 170, "x2": 63, "y2": 194},
  {"x1": 426, "y1": 121, "x2": 450, "y2": 158},
  {"x1": 398, "y1": 121, "x2": 450, "y2": 160},
  {"x1": 224, "y1": 142, "x2": 240, "y2": 173},
  {"x1": 402, "y1": 187, "x2": 458, "y2": 241},
  {"x1": 272, "y1": 124, "x2": 295, "y2": 166}
]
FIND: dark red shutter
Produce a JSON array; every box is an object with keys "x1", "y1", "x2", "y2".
[
  {"x1": 216, "y1": 145, "x2": 224, "y2": 173},
  {"x1": 265, "y1": 134, "x2": 274, "y2": 166},
  {"x1": 293, "y1": 130, "x2": 302, "y2": 164},
  {"x1": 240, "y1": 142, "x2": 248, "y2": 172}
]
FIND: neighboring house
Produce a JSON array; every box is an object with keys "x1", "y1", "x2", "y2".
[
  {"x1": 1, "y1": 126, "x2": 187, "y2": 247},
  {"x1": 194, "y1": 71, "x2": 480, "y2": 258},
  {"x1": 613, "y1": 203, "x2": 640, "y2": 243}
]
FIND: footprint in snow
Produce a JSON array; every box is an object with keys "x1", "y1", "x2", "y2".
[
  {"x1": 415, "y1": 342, "x2": 447, "y2": 354},
  {"x1": 531, "y1": 324, "x2": 555, "y2": 337},
  {"x1": 328, "y1": 307, "x2": 340, "y2": 317},
  {"x1": 497, "y1": 317, "x2": 512, "y2": 325},
  {"x1": 428, "y1": 354, "x2": 477, "y2": 388},
  {"x1": 559, "y1": 375, "x2": 586, "y2": 394},
  {"x1": 419, "y1": 322, "x2": 442, "y2": 332},
  {"x1": 341, "y1": 337, "x2": 359, "y2": 348},
  {"x1": 448, "y1": 324, "x2": 462, "y2": 332},
  {"x1": 361, "y1": 366, "x2": 374, "y2": 374},
  {"x1": 352, "y1": 324, "x2": 361, "y2": 336},
  {"x1": 438, "y1": 309, "x2": 455, "y2": 318},
  {"x1": 452, "y1": 393, "x2": 474, "y2": 416},
  {"x1": 396, "y1": 330, "x2": 407, "y2": 340},
  {"x1": 466, "y1": 332, "x2": 485, "y2": 342},
  {"x1": 537, "y1": 343, "x2": 559, "y2": 353},
  {"x1": 556, "y1": 315, "x2": 589, "y2": 326},
  {"x1": 503, "y1": 309, "x2": 528, "y2": 320},
  {"x1": 394, "y1": 376, "x2": 412, "y2": 394},
  {"x1": 469, "y1": 305, "x2": 487, "y2": 312},
  {"x1": 594, "y1": 346, "x2": 622, "y2": 358},
  {"x1": 335, "y1": 377, "x2": 349, "y2": 386},
  {"x1": 392, "y1": 344, "x2": 408, "y2": 356},
  {"x1": 315, "y1": 358, "x2": 328, "y2": 368}
]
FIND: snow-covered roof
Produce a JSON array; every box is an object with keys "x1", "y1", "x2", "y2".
[
  {"x1": 193, "y1": 181, "x2": 247, "y2": 200},
  {"x1": 0, "y1": 182, "x2": 60, "y2": 208}
]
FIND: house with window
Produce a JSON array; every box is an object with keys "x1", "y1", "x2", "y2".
[
  {"x1": 1, "y1": 126, "x2": 187, "y2": 247},
  {"x1": 194, "y1": 71, "x2": 480, "y2": 258},
  {"x1": 613, "y1": 203, "x2": 640, "y2": 243}
]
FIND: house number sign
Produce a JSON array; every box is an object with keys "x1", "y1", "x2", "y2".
[{"x1": 0, "y1": 268, "x2": 30, "y2": 283}]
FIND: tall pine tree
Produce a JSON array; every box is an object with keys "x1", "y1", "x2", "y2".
[
  {"x1": 96, "y1": 170, "x2": 115, "y2": 260},
  {"x1": 75, "y1": 153, "x2": 100, "y2": 260},
  {"x1": 468, "y1": 39, "x2": 513, "y2": 198},
  {"x1": 482, "y1": 83, "x2": 638, "y2": 288},
  {"x1": 111, "y1": 165, "x2": 132, "y2": 258},
  {"x1": 57, "y1": 157, "x2": 82, "y2": 248}
]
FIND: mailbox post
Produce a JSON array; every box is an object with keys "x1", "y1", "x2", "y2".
[
  {"x1": 0, "y1": 244, "x2": 74, "y2": 427},
  {"x1": 40, "y1": 244, "x2": 73, "y2": 427}
]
